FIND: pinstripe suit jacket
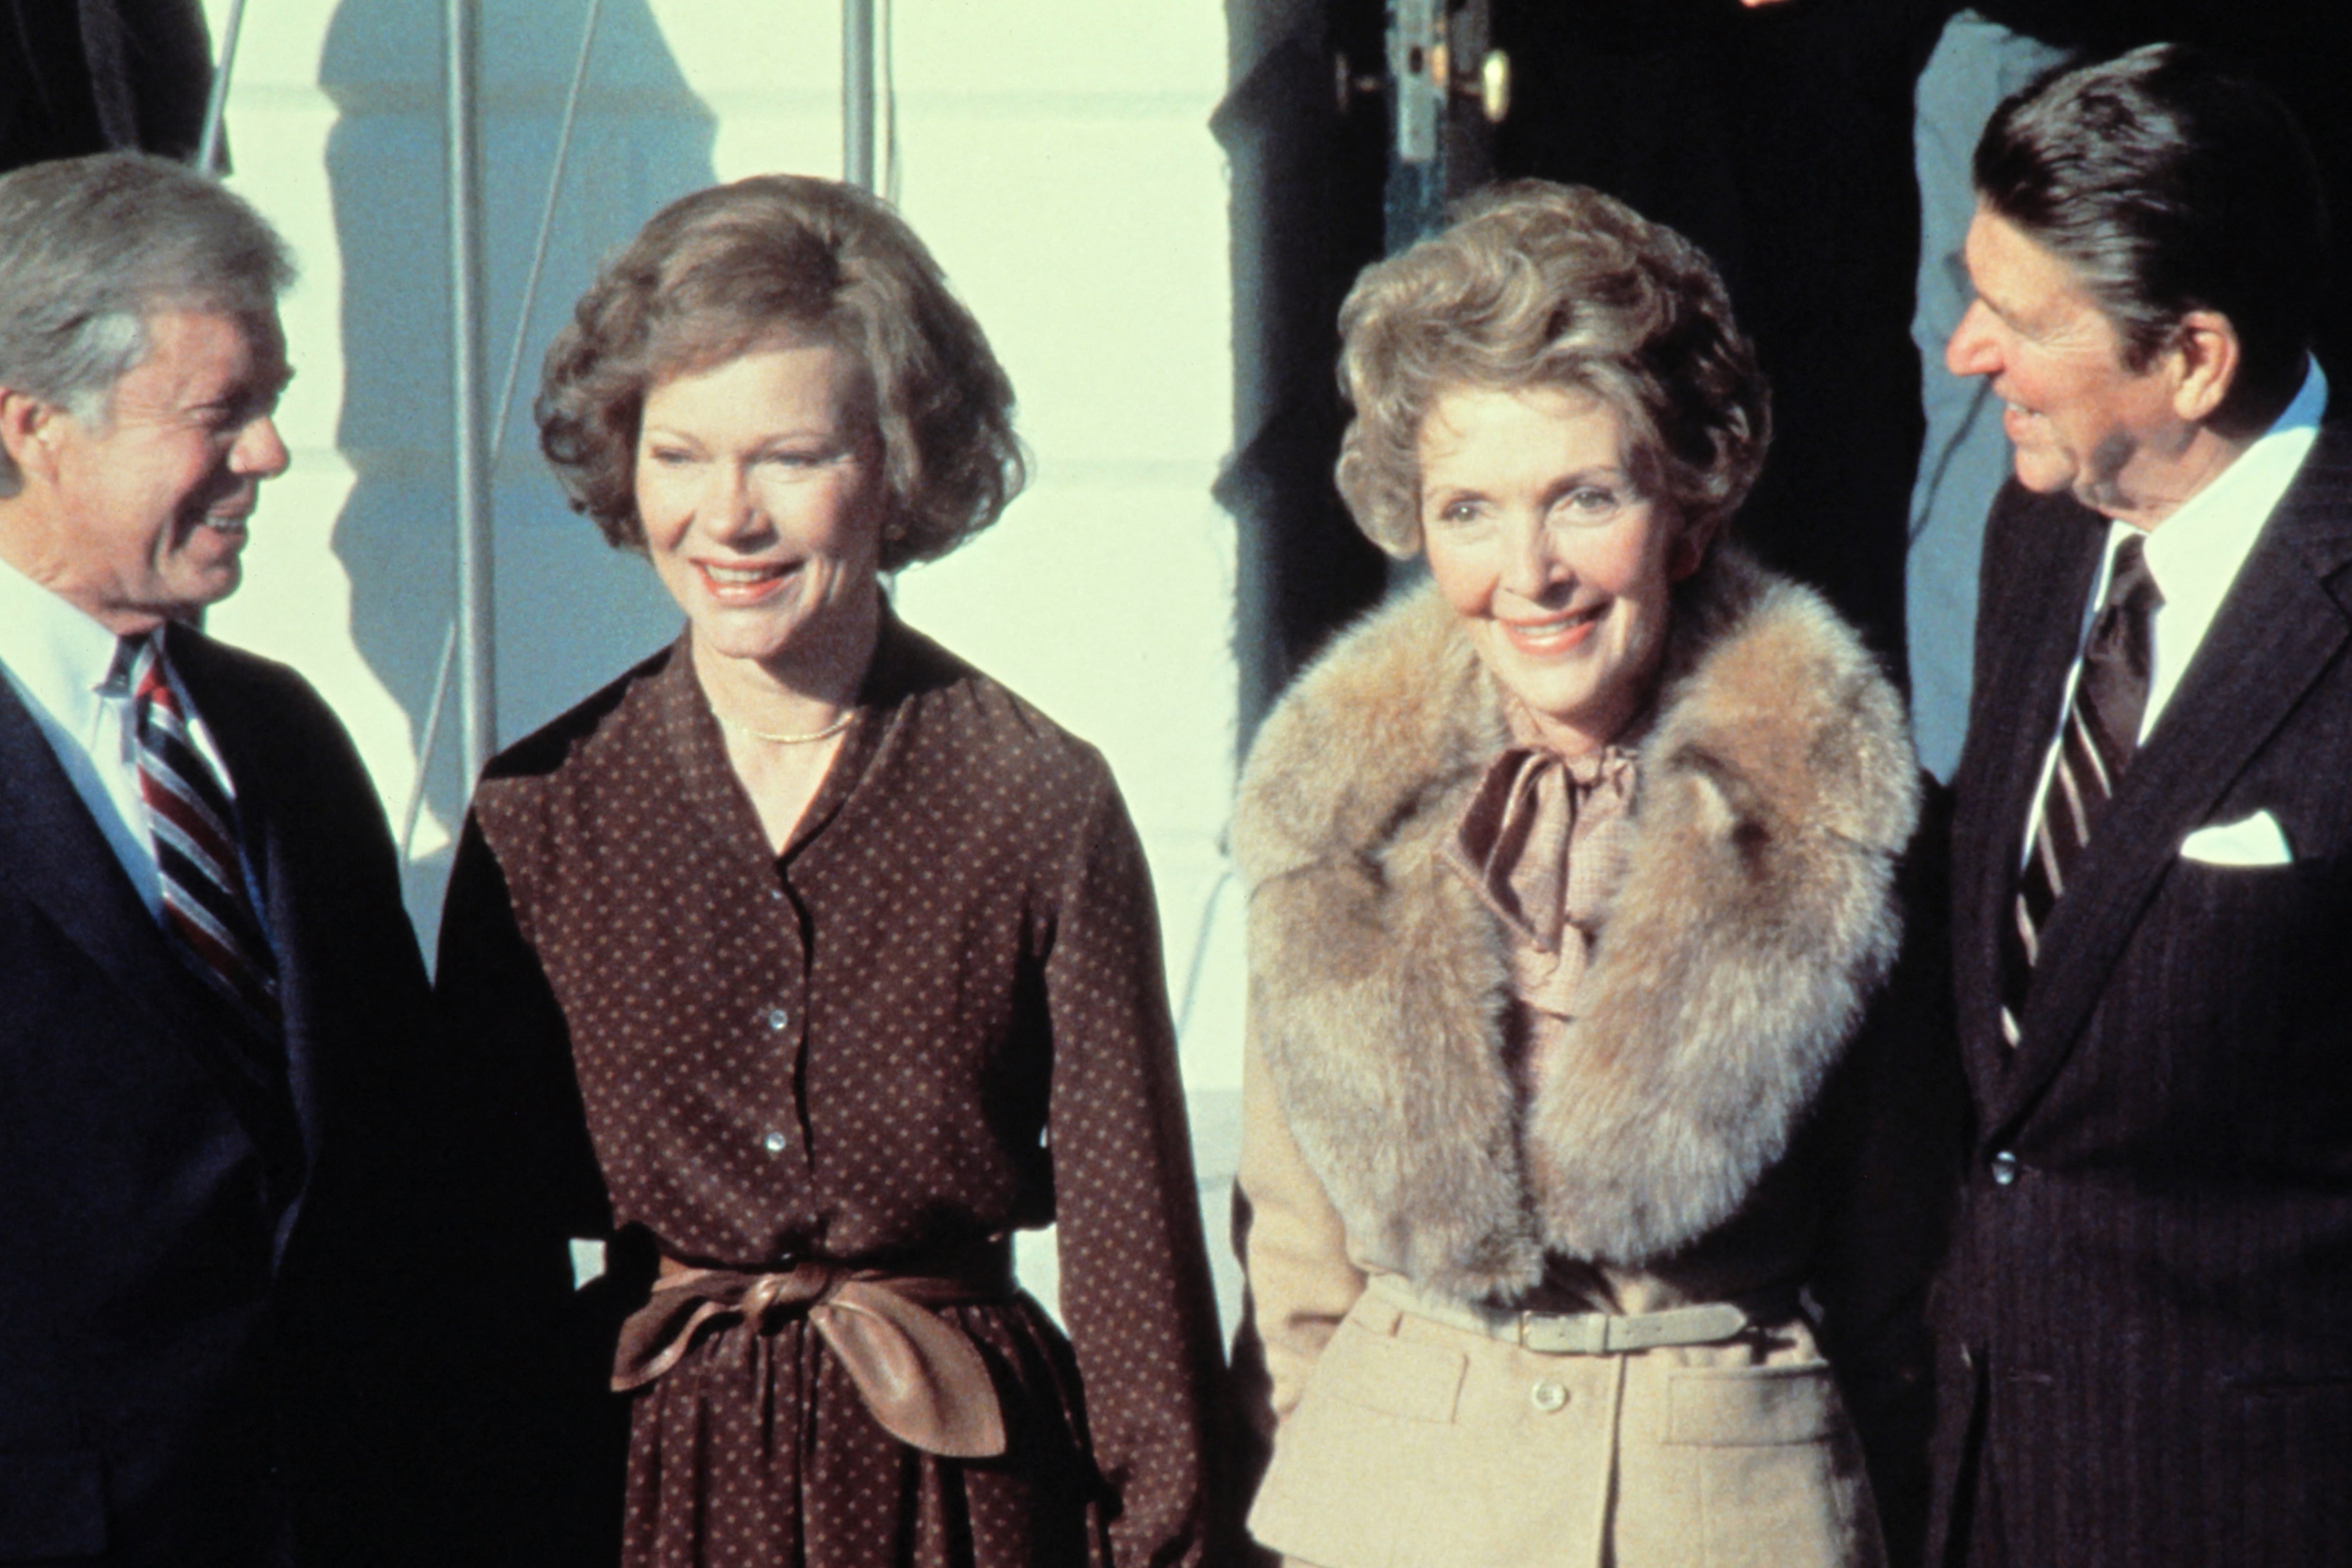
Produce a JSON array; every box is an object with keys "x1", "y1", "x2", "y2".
[
  {"x1": 1928, "y1": 420, "x2": 2352, "y2": 1567},
  {"x1": 0, "y1": 624, "x2": 447, "y2": 1565}
]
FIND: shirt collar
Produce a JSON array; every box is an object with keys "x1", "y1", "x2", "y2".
[
  {"x1": 0, "y1": 554, "x2": 129, "y2": 744},
  {"x1": 2118, "y1": 358, "x2": 2327, "y2": 720}
]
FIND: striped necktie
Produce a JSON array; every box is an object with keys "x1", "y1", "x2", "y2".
[
  {"x1": 2001, "y1": 534, "x2": 2162, "y2": 1046},
  {"x1": 122, "y1": 634, "x2": 284, "y2": 1044}
]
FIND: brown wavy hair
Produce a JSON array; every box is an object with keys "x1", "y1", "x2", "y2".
[
  {"x1": 1335, "y1": 180, "x2": 1769, "y2": 558},
  {"x1": 536, "y1": 174, "x2": 1024, "y2": 568}
]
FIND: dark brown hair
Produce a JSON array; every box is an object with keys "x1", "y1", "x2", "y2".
[{"x1": 1977, "y1": 44, "x2": 2325, "y2": 421}]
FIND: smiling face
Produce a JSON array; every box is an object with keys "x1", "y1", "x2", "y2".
[
  {"x1": 1418, "y1": 384, "x2": 1700, "y2": 756},
  {"x1": 1, "y1": 307, "x2": 291, "y2": 633},
  {"x1": 635, "y1": 338, "x2": 887, "y2": 685},
  {"x1": 1945, "y1": 205, "x2": 2199, "y2": 522}
]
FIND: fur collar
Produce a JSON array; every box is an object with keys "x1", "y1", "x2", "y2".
[{"x1": 1232, "y1": 549, "x2": 1918, "y2": 1298}]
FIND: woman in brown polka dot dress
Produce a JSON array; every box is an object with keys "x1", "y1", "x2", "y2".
[{"x1": 434, "y1": 175, "x2": 1227, "y2": 1568}]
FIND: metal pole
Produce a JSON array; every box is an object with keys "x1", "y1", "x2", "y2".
[
  {"x1": 843, "y1": 0, "x2": 876, "y2": 190},
  {"x1": 403, "y1": 0, "x2": 604, "y2": 860},
  {"x1": 446, "y1": 0, "x2": 495, "y2": 786},
  {"x1": 193, "y1": 0, "x2": 249, "y2": 174},
  {"x1": 878, "y1": 0, "x2": 899, "y2": 203},
  {"x1": 400, "y1": 622, "x2": 459, "y2": 859},
  {"x1": 491, "y1": 0, "x2": 604, "y2": 462}
]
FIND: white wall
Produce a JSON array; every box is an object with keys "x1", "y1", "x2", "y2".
[{"x1": 196, "y1": 0, "x2": 1248, "y2": 1329}]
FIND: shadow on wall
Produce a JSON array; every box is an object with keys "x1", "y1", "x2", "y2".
[{"x1": 320, "y1": 0, "x2": 715, "y2": 943}]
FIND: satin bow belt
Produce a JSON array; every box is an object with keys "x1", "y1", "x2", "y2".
[{"x1": 612, "y1": 1245, "x2": 1013, "y2": 1457}]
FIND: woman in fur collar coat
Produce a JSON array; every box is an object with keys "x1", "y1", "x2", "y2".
[{"x1": 1232, "y1": 182, "x2": 1921, "y2": 1568}]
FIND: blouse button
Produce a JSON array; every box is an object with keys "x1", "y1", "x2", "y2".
[
  {"x1": 1531, "y1": 1379, "x2": 1569, "y2": 1413},
  {"x1": 761, "y1": 1130, "x2": 788, "y2": 1156},
  {"x1": 765, "y1": 1007, "x2": 789, "y2": 1032}
]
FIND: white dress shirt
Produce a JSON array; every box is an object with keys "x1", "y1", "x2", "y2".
[
  {"x1": 2020, "y1": 360, "x2": 2329, "y2": 863},
  {"x1": 0, "y1": 558, "x2": 243, "y2": 916}
]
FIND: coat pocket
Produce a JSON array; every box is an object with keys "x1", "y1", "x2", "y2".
[
  {"x1": 0, "y1": 1447, "x2": 105, "y2": 1559},
  {"x1": 1310, "y1": 1313, "x2": 1468, "y2": 1425},
  {"x1": 1660, "y1": 1363, "x2": 1883, "y2": 1568},
  {"x1": 1249, "y1": 1317, "x2": 1469, "y2": 1567}
]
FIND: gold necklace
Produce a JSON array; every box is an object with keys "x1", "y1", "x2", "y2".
[{"x1": 719, "y1": 709, "x2": 856, "y2": 746}]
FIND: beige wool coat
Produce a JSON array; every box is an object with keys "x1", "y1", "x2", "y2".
[{"x1": 1231, "y1": 550, "x2": 1921, "y2": 1568}]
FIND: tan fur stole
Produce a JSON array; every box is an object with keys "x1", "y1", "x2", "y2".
[{"x1": 1233, "y1": 549, "x2": 1919, "y2": 1300}]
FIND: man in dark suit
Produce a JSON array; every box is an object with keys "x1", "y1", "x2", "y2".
[
  {"x1": 0, "y1": 153, "x2": 444, "y2": 1564},
  {"x1": 1930, "y1": 45, "x2": 2352, "y2": 1567}
]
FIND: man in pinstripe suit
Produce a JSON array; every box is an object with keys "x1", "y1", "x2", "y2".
[{"x1": 1929, "y1": 44, "x2": 2352, "y2": 1567}]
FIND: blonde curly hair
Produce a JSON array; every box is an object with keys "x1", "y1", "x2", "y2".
[{"x1": 1335, "y1": 180, "x2": 1769, "y2": 558}]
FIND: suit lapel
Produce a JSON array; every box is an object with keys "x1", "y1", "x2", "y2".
[
  {"x1": 1986, "y1": 426, "x2": 2352, "y2": 1137},
  {"x1": 1950, "y1": 483, "x2": 2106, "y2": 1109},
  {"x1": 0, "y1": 674, "x2": 184, "y2": 1009},
  {"x1": 0, "y1": 668, "x2": 302, "y2": 1168}
]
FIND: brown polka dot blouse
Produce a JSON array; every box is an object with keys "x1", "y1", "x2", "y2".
[{"x1": 446, "y1": 614, "x2": 1226, "y2": 1568}]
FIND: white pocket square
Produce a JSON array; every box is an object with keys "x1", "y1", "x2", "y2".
[{"x1": 2179, "y1": 811, "x2": 2293, "y2": 867}]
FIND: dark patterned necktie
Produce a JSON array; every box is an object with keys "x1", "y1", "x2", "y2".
[
  {"x1": 2001, "y1": 534, "x2": 2163, "y2": 1046},
  {"x1": 122, "y1": 634, "x2": 284, "y2": 1044}
]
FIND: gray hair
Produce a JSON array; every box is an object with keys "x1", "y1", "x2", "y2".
[{"x1": 0, "y1": 153, "x2": 295, "y2": 492}]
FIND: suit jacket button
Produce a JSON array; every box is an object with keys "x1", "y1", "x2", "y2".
[
  {"x1": 1531, "y1": 1379, "x2": 1569, "y2": 1413},
  {"x1": 1990, "y1": 1150, "x2": 2021, "y2": 1186}
]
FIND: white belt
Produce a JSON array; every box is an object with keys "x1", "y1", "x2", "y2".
[{"x1": 1369, "y1": 1275, "x2": 1784, "y2": 1355}]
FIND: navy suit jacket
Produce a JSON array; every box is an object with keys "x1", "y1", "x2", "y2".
[
  {"x1": 1929, "y1": 421, "x2": 2352, "y2": 1567},
  {"x1": 0, "y1": 623, "x2": 444, "y2": 1565}
]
